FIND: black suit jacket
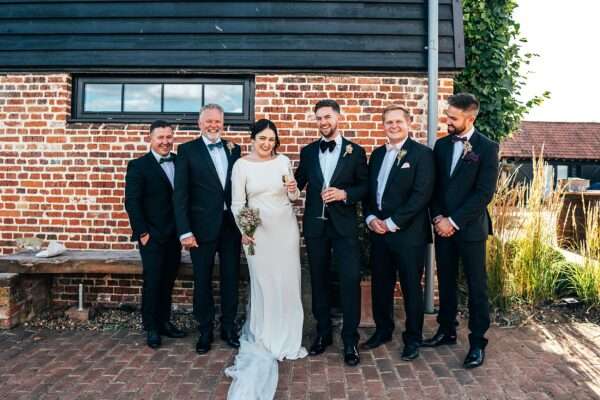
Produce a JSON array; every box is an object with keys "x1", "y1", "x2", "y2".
[
  {"x1": 173, "y1": 137, "x2": 241, "y2": 243},
  {"x1": 365, "y1": 138, "x2": 435, "y2": 246},
  {"x1": 125, "y1": 152, "x2": 177, "y2": 243},
  {"x1": 430, "y1": 130, "x2": 499, "y2": 241},
  {"x1": 295, "y1": 137, "x2": 368, "y2": 238}
]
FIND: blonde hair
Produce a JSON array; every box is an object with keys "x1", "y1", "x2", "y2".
[{"x1": 382, "y1": 105, "x2": 411, "y2": 122}]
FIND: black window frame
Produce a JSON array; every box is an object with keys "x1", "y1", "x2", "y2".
[{"x1": 71, "y1": 75, "x2": 254, "y2": 125}]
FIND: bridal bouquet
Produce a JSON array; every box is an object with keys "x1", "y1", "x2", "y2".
[{"x1": 237, "y1": 207, "x2": 262, "y2": 255}]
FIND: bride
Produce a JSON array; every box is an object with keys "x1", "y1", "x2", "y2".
[{"x1": 225, "y1": 119, "x2": 307, "y2": 399}]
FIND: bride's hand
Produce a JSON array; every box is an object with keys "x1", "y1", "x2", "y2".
[
  {"x1": 284, "y1": 179, "x2": 297, "y2": 193},
  {"x1": 241, "y1": 235, "x2": 255, "y2": 245}
]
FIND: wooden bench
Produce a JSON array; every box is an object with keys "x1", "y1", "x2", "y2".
[{"x1": 0, "y1": 250, "x2": 243, "y2": 329}]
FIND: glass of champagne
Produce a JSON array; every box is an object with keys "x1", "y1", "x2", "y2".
[
  {"x1": 282, "y1": 165, "x2": 295, "y2": 189},
  {"x1": 316, "y1": 182, "x2": 329, "y2": 220}
]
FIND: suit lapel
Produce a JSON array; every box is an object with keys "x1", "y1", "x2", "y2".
[
  {"x1": 329, "y1": 137, "x2": 349, "y2": 186},
  {"x1": 146, "y1": 152, "x2": 173, "y2": 190},
  {"x1": 196, "y1": 138, "x2": 225, "y2": 192},
  {"x1": 383, "y1": 138, "x2": 412, "y2": 196},
  {"x1": 312, "y1": 142, "x2": 325, "y2": 186},
  {"x1": 222, "y1": 139, "x2": 234, "y2": 188}
]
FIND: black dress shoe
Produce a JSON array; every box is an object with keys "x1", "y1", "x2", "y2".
[
  {"x1": 463, "y1": 347, "x2": 485, "y2": 369},
  {"x1": 421, "y1": 331, "x2": 457, "y2": 347},
  {"x1": 360, "y1": 331, "x2": 392, "y2": 350},
  {"x1": 400, "y1": 343, "x2": 420, "y2": 361},
  {"x1": 220, "y1": 329, "x2": 240, "y2": 349},
  {"x1": 159, "y1": 322, "x2": 187, "y2": 339},
  {"x1": 195, "y1": 332, "x2": 213, "y2": 355},
  {"x1": 308, "y1": 334, "x2": 333, "y2": 356},
  {"x1": 147, "y1": 330, "x2": 161, "y2": 349},
  {"x1": 343, "y1": 344, "x2": 360, "y2": 367}
]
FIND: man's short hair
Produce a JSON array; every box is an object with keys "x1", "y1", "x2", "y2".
[
  {"x1": 447, "y1": 93, "x2": 480, "y2": 115},
  {"x1": 314, "y1": 99, "x2": 341, "y2": 114},
  {"x1": 149, "y1": 120, "x2": 172, "y2": 134},
  {"x1": 199, "y1": 103, "x2": 224, "y2": 118},
  {"x1": 382, "y1": 105, "x2": 411, "y2": 121}
]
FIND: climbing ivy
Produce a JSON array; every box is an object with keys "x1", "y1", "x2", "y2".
[{"x1": 454, "y1": 0, "x2": 550, "y2": 141}]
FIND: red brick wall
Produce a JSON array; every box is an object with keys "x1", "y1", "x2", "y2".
[
  {"x1": 0, "y1": 73, "x2": 453, "y2": 254},
  {"x1": 51, "y1": 273, "x2": 251, "y2": 311}
]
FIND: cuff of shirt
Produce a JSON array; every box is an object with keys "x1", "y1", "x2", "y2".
[
  {"x1": 448, "y1": 217, "x2": 460, "y2": 230},
  {"x1": 365, "y1": 215, "x2": 376, "y2": 227},
  {"x1": 385, "y1": 218, "x2": 399, "y2": 232},
  {"x1": 179, "y1": 232, "x2": 193, "y2": 241}
]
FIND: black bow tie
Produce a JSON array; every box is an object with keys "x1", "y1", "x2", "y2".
[
  {"x1": 159, "y1": 155, "x2": 175, "y2": 164},
  {"x1": 451, "y1": 135, "x2": 468, "y2": 143},
  {"x1": 319, "y1": 140, "x2": 336, "y2": 153},
  {"x1": 207, "y1": 141, "x2": 223, "y2": 150}
]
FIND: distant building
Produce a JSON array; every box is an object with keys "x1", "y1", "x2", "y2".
[{"x1": 500, "y1": 121, "x2": 600, "y2": 187}]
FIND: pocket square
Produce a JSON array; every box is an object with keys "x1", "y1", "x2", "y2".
[{"x1": 400, "y1": 162, "x2": 411, "y2": 169}]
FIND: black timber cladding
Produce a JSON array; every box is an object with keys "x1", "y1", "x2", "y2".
[{"x1": 0, "y1": 0, "x2": 465, "y2": 71}]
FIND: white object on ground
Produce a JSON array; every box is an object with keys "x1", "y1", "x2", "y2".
[{"x1": 35, "y1": 241, "x2": 67, "y2": 258}]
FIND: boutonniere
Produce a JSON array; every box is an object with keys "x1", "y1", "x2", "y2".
[
  {"x1": 396, "y1": 149, "x2": 408, "y2": 166},
  {"x1": 343, "y1": 144, "x2": 353, "y2": 157},
  {"x1": 462, "y1": 141, "x2": 479, "y2": 163},
  {"x1": 226, "y1": 141, "x2": 236, "y2": 153}
]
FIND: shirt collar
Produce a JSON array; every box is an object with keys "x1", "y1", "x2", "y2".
[
  {"x1": 151, "y1": 149, "x2": 170, "y2": 162},
  {"x1": 386, "y1": 137, "x2": 408, "y2": 152},
  {"x1": 321, "y1": 134, "x2": 342, "y2": 146},
  {"x1": 456, "y1": 127, "x2": 475, "y2": 142},
  {"x1": 202, "y1": 134, "x2": 222, "y2": 147}
]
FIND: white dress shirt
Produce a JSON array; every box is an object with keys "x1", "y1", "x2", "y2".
[
  {"x1": 202, "y1": 135, "x2": 229, "y2": 189},
  {"x1": 151, "y1": 149, "x2": 174, "y2": 188},
  {"x1": 365, "y1": 138, "x2": 408, "y2": 233},
  {"x1": 318, "y1": 134, "x2": 342, "y2": 187}
]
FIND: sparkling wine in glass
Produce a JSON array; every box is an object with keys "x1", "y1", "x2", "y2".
[{"x1": 316, "y1": 182, "x2": 329, "y2": 220}]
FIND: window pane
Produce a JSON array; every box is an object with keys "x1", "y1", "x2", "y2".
[
  {"x1": 123, "y1": 84, "x2": 161, "y2": 112},
  {"x1": 84, "y1": 84, "x2": 122, "y2": 112},
  {"x1": 164, "y1": 84, "x2": 203, "y2": 112},
  {"x1": 205, "y1": 84, "x2": 243, "y2": 113}
]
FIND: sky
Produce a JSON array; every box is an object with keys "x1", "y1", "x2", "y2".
[{"x1": 515, "y1": 0, "x2": 600, "y2": 122}]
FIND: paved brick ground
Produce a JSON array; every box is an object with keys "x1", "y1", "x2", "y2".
[{"x1": 1, "y1": 316, "x2": 599, "y2": 400}]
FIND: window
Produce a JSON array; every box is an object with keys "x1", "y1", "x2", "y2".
[{"x1": 72, "y1": 76, "x2": 253, "y2": 125}]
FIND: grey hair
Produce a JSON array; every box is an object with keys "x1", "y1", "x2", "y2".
[{"x1": 199, "y1": 103, "x2": 224, "y2": 117}]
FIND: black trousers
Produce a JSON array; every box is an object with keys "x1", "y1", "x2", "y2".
[
  {"x1": 139, "y1": 235, "x2": 181, "y2": 331},
  {"x1": 434, "y1": 235, "x2": 490, "y2": 348},
  {"x1": 305, "y1": 222, "x2": 361, "y2": 346},
  {"x1": 190, "y1": 213, "x2": 241, "y2": 334},
  {"x1": 370, "y1": 236, "x2": 425, "y2": 346}
]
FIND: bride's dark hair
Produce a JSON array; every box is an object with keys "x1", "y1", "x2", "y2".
[{"x1": 250, "y1": 119, "x2": 281, "y2": 154}]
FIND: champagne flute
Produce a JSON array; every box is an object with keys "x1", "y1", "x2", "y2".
[
  {"x1": 316, "y1": 181, "x2": 329, "y2": 220},
  {"x1": 282, "y1": 165, "x2": 294, "y2": 189}
]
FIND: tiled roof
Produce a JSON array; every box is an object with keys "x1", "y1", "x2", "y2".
[{"x1": 500, "y1": 121, "x2": 600, "y2": 160}]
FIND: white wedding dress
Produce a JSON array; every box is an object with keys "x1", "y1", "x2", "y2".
[{"x1": 225, "y1": 154, "x2": 307, "y2": 400}]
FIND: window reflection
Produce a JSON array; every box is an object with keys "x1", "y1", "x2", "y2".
[
  {"x1": 123, "y1": 84, "x2": 161, "y2": 112},
  {"x1": 84, "y1": 84, "x2": 122, "y2": 112},
  {"x1": 205, "y1": 85, "x2": 243, "y2": 113},
  {"x1": 164, "y1": 84, "x2": 203, "y2": 112}
]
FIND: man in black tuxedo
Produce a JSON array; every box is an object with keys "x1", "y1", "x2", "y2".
[
  {"x1": 125, "y1": 120, "x2": 186, "y2": 349},
  {"x1": 361, "y1": 106, "x2": 435, "y2": 361},
  {"x1": 295, "y1": 99, "x2": 368, "y2": 366},
  {"x1": 423, "y1": 93, "x2": 499, "y2": 369},
  {"x1": 173, "y1": 104, "x2": 242, "y2": 354}
]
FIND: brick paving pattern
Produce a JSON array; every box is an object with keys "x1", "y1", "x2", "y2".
[{"x1": 1, "y1": 316, "x2": 599, "y2": 400}]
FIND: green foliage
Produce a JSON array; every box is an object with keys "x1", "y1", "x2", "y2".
[{"x1": 455, "y1": 0, "x2": 550, "y2": 141}]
